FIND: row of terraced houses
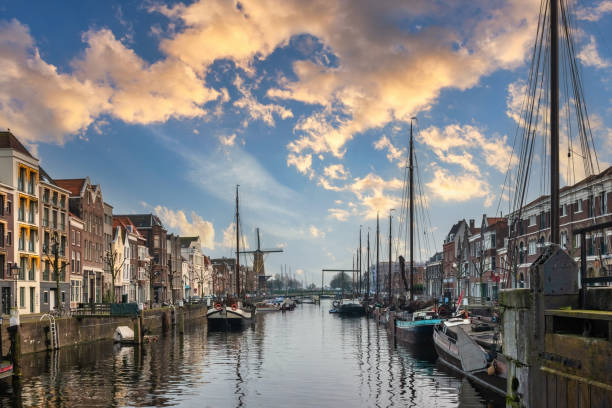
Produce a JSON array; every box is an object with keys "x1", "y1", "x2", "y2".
[
  {"x1": 0, "y1": 131, "x2": 219, "y2": 316},
  {"x1": 423, "y1": 166, "x2": 612, "y2": 303}
]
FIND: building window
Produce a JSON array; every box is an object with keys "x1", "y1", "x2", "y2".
[
  {"x1": 60, "y1": 195, "x2": 66, "y2": 209},
  {"x1": 577, "y1": 199, "x2": 583, "y2": 213},
  {"x1": 154, "y1": 235, "x2": 160, "y2": 248},
  {"x1": 588, "y1": 196, "x2": 594, "y2": 218},
  {"x1": 18, "y1": 168, "x2": 26, "y2": 192},
  {"x1": 528, "y1": 240, "x2": 536, "y2": 255},
  {"x1": 77, "y1": 231, "x2": 80, "y2": 246},
  {"x1": 43, "y1": 188, "x2": 49, "y2": 203},
  {"x1": 602, "y1": 192, "x2": 608, "y2": 215},
  {"x1": 575, "y1": 234, "x2": 581, "y2": 248},
  {"x1": 529, "y1": 215, "x2": 536, "y2": 226},
  {"x1": 19, "y1": 287, "x2": 24, "y2": 308},
  {"x1": 561, "y1": 231, "x2": 568, "y2": 248},
  {"x1": 561, "y1": 204, "x2": 567, "y2": 217},
  {"x1": 43, "y1": 291, "x2": 48, "y2": 304},
  {"x1": 76, "y1": 252, "x2": 81, "y2": 273}
]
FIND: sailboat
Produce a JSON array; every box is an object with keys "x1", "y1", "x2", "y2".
[
  {"x1": 394, "y1": 118, "x2": 443, "y2": 345},
  {"x1": 207, "y1": 185, "x2": 254, "y2": 329}
]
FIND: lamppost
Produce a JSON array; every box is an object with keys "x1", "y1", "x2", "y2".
[{"x1": 10, "y1": 262, "x2": 19, "y2": 308}]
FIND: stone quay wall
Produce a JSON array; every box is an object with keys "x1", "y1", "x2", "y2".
[{"x1": 1, "y1": 304, "x2": 207, "y2": 356}]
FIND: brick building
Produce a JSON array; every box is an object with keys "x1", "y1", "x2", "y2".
[
  {"x1": 508, "y1": 166, "x2": 612, "y2": 287},
  {"x1": 55, "y1": 177, "x2": 106, "y2": 303},
  {"x1": 0, "y1": 182, "x2": 15, "y2": 315},
  {"x1": 69, "y1": 213, "x2": 84, "y2": 308},
  {"x1": 115, "y1": 214, "x2": 168, "y2": 304},
  {"x1": 39, "y1": 168, "x2": 71, "y2": 312}
]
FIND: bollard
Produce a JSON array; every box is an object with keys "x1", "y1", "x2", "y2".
[
  {"x1": 161, "y1": 311, "x2": 170, "y2": 333},
  {"x1": 8, "y1": 325, "x2": 21, "y2": 377},
  {"x1": 178, "y1": 307, "x2": 185, "y2": 335}
]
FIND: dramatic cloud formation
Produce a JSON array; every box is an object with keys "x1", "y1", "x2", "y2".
[
  {"x1": 0, "y1": 20, "x2": 111, "y2": 144},
  {"x1": 153, "y1": 205, "x2": 215, "y2": 248}
]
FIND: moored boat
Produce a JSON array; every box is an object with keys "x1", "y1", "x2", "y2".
[
  {"x1": 255, "y1": 301, "x2": 281, "y2": 312},
  {"x1": 395, "y1": 310, "x2": 443, "y2": 346},
  {"x1": 337, "y1": 299, "x2": 365, "y2": 317},
  {"x1": 433, "y1": 318, "x2": 506, "y2": 396},
  {"x1": 207, "y1": 301, "x2": 254, "y2": 330},
  {"x1": 0, "y1": 360, "x2": 12, "y2": 380}
]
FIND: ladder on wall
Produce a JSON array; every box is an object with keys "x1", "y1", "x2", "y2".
[{"x1": 40, "y1": 314, "x2": 59, "y2": 350}]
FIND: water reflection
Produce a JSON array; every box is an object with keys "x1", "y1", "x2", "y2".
[{"x1": 0, "y1": 301, "x2": 503, "y2": 407}]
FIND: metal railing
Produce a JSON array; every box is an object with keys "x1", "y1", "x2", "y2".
[{"x1": 73, "y1": 303, "x2": 111, "y2": 316}]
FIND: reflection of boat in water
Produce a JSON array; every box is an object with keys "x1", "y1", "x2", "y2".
[
  {"x1": 433, "y1": 318, "x2": 506, "y2": 396},
  {"x1": 395, "y1": 310, "x2": 442, "y2": 346},
  {"x1": 207, "y1": 301, "x2": 254, "y2": 330}
]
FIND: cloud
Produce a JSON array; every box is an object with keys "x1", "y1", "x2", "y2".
[
  {"x1": 576, "y1": 1, "x2": 612, "y2": 21},
  {"x1": 328, "y1": 208, "x2": 350, "y2": 221},
  {"x1": 2, "y1": 0, "x2": 540, "y2": 148},
  {"x1": 323, "y1": 164, "x2": 349, "y2": 180},
  {"x1": 153, "y1": 205, "x2": 215, "y2": 249},
  {"x1": 577, "y1": 36, "x2": 610, "y2": 69},
  {"x1": 219, "y1": 222, "x2": 251, "y2": 250},
  {"x1": 373, "y1": 135, "x2": 404, "y2": 165},
  {"x1": 319, "y1": 172, "x2": 403, "y2": 219},
  {"x1": 0, "y1": 20, "x2": 111, "y2": 144},
  {"x1": 233, "y1": 75, "x2": 293, "y2": 126},
  {"x1": 419, "y1": 123, "x2": 514, "y2": 174},
  {"x1": 219, "y1": 133, "x2": 237, "y2": 146},
  {"x1": 426, "y1": 167, "x2": 493, "y2": 206},
  {"x1": 287, "y1": 153, "x2": 314, "y2": 178},
  {"x1": 309, "y1": 225, "x2": 325, "y2": 238}
]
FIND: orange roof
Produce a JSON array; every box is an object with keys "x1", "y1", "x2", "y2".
[
  {"x1": 113, "y1": 216, "x2": 143, "y2": 238},
  {"x1": 487, "y1": 217, "x2": 506, "y2": 226},
  {"x1": 54, "y1": 179, "x2": 86, "y2": 196}
]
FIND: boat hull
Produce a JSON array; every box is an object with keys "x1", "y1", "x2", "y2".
[
  {"x1": 207, "y1": 307, "x2": 252, "y2": 330},
  {"x1": 395, "y1": 321, "x2": 437, "y2": 346}
]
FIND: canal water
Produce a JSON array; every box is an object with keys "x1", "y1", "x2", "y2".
[{"x1": 0, "y1": 300, "x2": 504, "y2": 407}]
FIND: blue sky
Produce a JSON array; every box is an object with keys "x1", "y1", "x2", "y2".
[{"x1": 1, "y1": 0, "x2": 612, "y2": 286}]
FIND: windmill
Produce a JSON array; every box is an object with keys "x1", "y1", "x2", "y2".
[{"x1": 239, "y1": 228, "x2": 283, "y2": 294}]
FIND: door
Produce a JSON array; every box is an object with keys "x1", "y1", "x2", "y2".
[
  {"x1": 50, "y1": 289, "x2": 56, "y2": 310},
  {"x1": 29, "y1": 287, "x2": 35, "y2": 313},
  {"x1": 1, "y1": 287, "x2": 10, "y2": 315}
]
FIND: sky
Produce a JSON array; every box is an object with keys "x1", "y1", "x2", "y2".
[{"x1": 1, "y1": 0, "x2": 612, "y2": 286}]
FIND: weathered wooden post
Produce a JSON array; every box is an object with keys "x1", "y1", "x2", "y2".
[
  {"x1": 8, "y1": 324, "x2": 21, "y2": 377},
  {"x1": 178, "y1": 301, "x2": 185, "y2": 335}
]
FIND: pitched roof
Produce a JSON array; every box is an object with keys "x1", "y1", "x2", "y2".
[
  {"x1": 0, "y1": 131, "x2": 35, "y2": 159},
  {"x1": 114, "y1": 213, "x2": 163, "y2": 228},
  {"x1": 54, "y1": 179, "x2": 87, "y2": 196},
  {"x1": 180, "y1": 236, "x2": 199, "y2": 248}
]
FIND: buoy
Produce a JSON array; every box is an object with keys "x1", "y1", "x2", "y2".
[
  {"x1": 214, "y1": 303, "x2": 223, "y2": 311},
  {"x1": 231, "y1": 304, "x2": 238, "y2": 311}
]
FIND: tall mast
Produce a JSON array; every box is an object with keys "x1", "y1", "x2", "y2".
[
  {"x1": 235, "y1": 185, "x2": 240, "y2": 297},
  {"x1": 388, "y1": 213, "x2": 392, "y2": 305},
  {"x1": 409, "y1": 118, "x2": 415, "y2": 302},
  {"x1": 367, "y1": 230, "x2": 370, "y2": 298},
  {"x1": 359, "y1": 226, "x2": 362, "y2": 295},
  {"x1": 376, "y1": 213, "x2": 380, "y2": 299},
  {"x1": 550, "y1": 0, "x2": 560, "y2": 244}
]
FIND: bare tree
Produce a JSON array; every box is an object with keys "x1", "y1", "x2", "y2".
[
  {"x1": 144, "y1": 260, "x2": 157, "y2": 309},
  {"x1": 104, "y1": 242, "x2": 125, "y2": 304},
  {"x1": 45, "y1": 232, "x2": 67, "y2": 311}
]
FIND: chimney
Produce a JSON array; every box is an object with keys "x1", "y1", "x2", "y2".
[{"x1": 469, "y1": 219, "x2": 475, "y2": 229}]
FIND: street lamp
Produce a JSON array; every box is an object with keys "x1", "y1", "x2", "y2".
[{"x1": 10, "y1": 262, "x2": 19, "y2": 308}]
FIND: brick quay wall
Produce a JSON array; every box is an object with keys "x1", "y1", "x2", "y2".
[{"x1": 1, "y1": 304, "x2": 207, "y2": 356}]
